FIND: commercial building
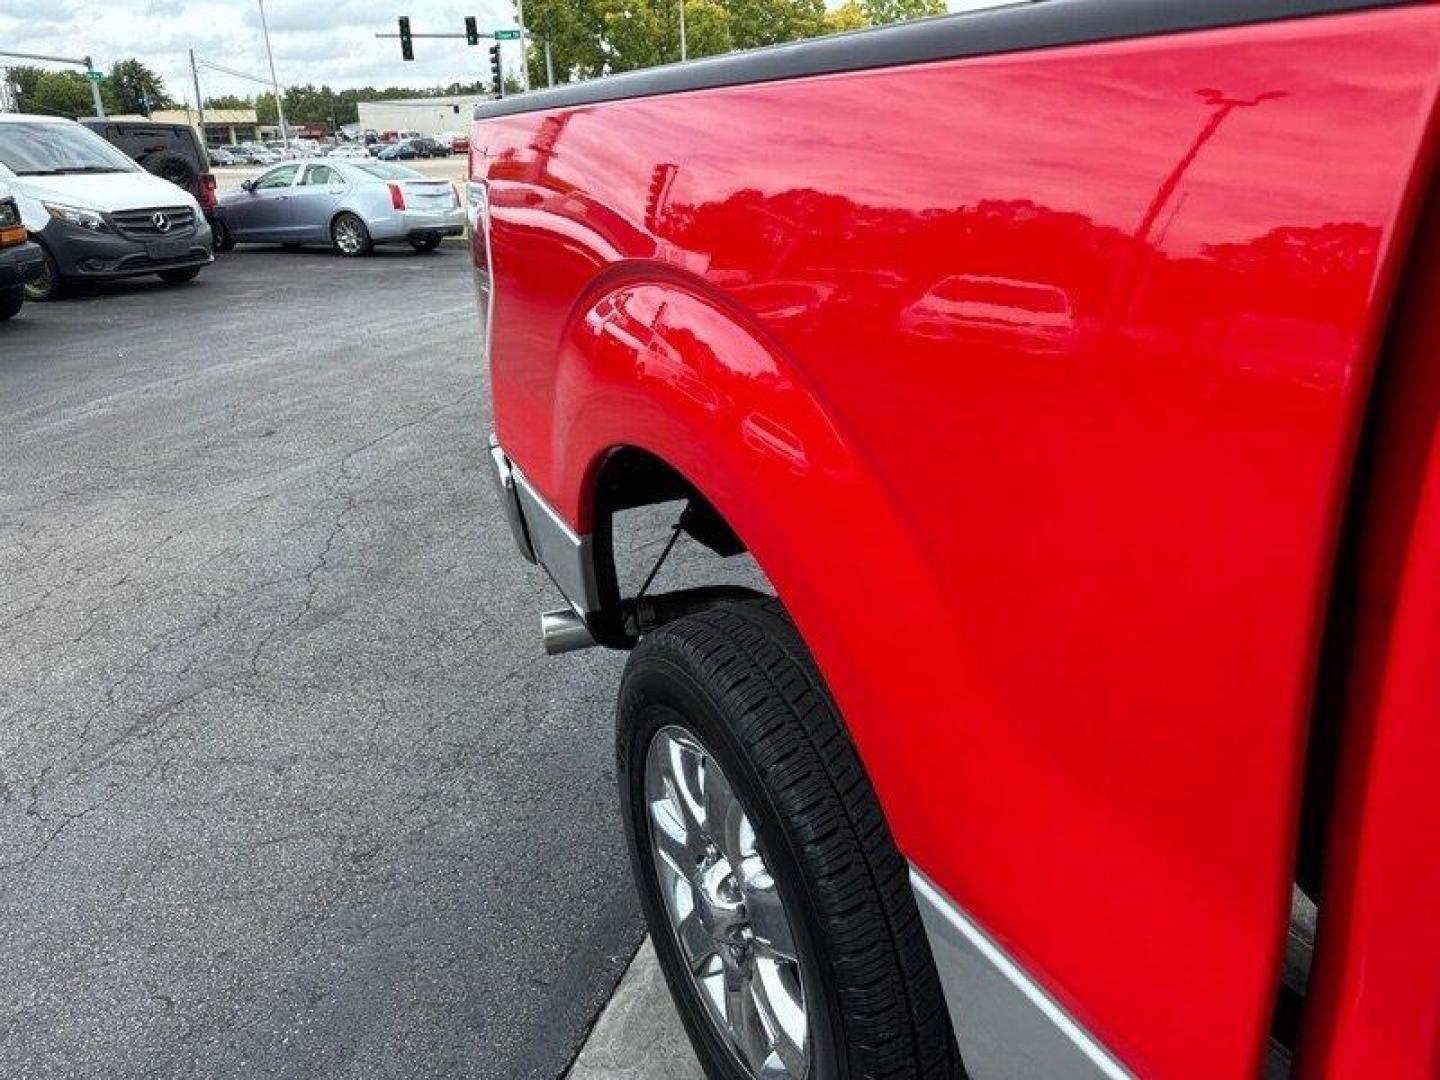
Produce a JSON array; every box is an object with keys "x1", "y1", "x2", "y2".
[
  {"x1": 147, "y1": 108, "x2": 260, "y2": 146},
  {"x1": 357, "y1": 94, "x2": 493, "y2": 137}
]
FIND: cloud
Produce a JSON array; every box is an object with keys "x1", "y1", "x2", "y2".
[
  {"x1": 0, "y1": 0, "x2": 1007, "y2": 107},
  {"x1": 0, "y1": 0, "x2": 523, "y2": 104}
]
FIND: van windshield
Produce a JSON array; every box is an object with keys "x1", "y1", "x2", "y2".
[{"x1": 0, "y1": 122, "x2": 139, "y2": 177}]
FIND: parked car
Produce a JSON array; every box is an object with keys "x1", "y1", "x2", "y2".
[
  {"x1": 230, "y1": 144, "x2": 279, "y2": 166},
  {"x1": 376, "y1": 141, "x2": 420, "y2": 161},
  {"x1": 213, "y1": 159, "x2": 462, "y2": 256},
  {"x1": 0, "y1": 114, "x2": 212, "y2": 300},
  {"x1": 476, "y1": 3, "x2": 1440, "y2": 1079},
  {"x1": 80, "y1": 118, "x2": 218, "y2": 227},
  {"x1": 415, "y1": 137, "x2": 448, "y2": 158},
  {"x1": 450, "y1": 134, "x2": 470, "y2": 154},
  {"x1": 0, "y1": 182, "x2": 44, "y2": 320},
  {"x1": 208, "y1": 146, "x2": 238, "y2": 166},
  {"x1": 326, "y1": 145, "x2": 371, "y2": 160}
]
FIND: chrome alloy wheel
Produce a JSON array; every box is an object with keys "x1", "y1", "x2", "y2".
[
  {"x1": 333, "y1": 216, "x2": 366, "y2": 255},
  {"x1": 645, "y1": 726, "x2": 810, "y2": 1079}
]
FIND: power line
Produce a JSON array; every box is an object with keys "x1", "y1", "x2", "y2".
[{"x1": 195, "y1": 58, "x2": 273, "y2": 88}]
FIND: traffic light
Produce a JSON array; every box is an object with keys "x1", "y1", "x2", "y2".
[
  {"x1": 398, "y1": 16, "x2": 414, "y2": 61},
  {"x1": 489, "y1": 43, "x2": 504, "y2": 98},
  {"x1": 465, "y1": 16, "x2": 480, "y2": 46}
]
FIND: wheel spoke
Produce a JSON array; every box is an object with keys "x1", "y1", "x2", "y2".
[
  {"x1": 752, "y1": 957, "x2": 807, "y2": 1075},
  {"x1": 702, "y1": 758, "x2": 746, "y2": 864},
  {"x1": 742, "y1": 864, "x2": 798, "y2": 963},
  {"x1": 675, "y1": 907, "x2": 716, "y2": 970},
  {"x1": 649, "y1": 796, "x2": 705, "y2": 870},
  {"x1": 725, "y1": 968, "x2": 770, "y2": 1072},
  {"x1": 664, "y1": 736, "x2": 708, "y2": 842}
]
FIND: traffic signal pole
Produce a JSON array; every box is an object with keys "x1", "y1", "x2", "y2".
[
  {"x1": 0, "y1": 49, "x2": 106, "y2": 116},
  {"x1": 376, "y1": 18, "x2": 536, "y2": 97}
]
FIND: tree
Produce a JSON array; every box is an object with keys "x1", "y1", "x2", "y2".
[
  {"x1": 726, "y1": 0, "x2": 825, "y2": 49},
  {"x1": 861, "y1": 0, "x2": 944, "y2": 25},
  {"x1": 204, "y1": 93, "x2": 253, "y2": 111},
  {"x1": 107, "y1": 59, "x2": 174, "y2": 115},
  {"x1": 685, "y1": 0, "x2": 735, "y2": 58},
  {"x1": 524, "y1": 0, "x2": 608, "y2": 84},
  {"x1": 6, "y1": 66, "x2": 47, "y2": 113},
  {"x1": 522, "y1": 0, "x2": 820, "y2": 84},
  {"x1": 27, "y1": 71, "x2": 95, "y2": 118},
  {"x1": 826, "y1": 0, "x2": 870, "y2": 32}
]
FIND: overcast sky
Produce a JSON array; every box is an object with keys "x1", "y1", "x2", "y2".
[{"x1": 0, "y1": 0, "x2": 1009, "y2": 105}]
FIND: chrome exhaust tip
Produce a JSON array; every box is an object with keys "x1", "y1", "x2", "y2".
[{"x1": 540, "y1": 608, "x2": 597, "y2": 655}]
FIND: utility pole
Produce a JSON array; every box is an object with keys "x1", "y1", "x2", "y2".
[
  {"x1": 679, "y1": 0, "x2": 687, "y2": 61},
  {"x1": 544, "y1": 38, "x2": 554, "y2": 87},
  {"x1": 256, "y1": 0, "x2": 289, "y2": 146},
  {"x1": 189, "y1": 49, "x2": 205, "y2": 135}
]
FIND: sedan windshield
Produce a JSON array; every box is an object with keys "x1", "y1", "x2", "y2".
[
  {"x1": 353, "y1": 162, "x2": 424, "y2": 182},
  {"x1": 0, "y1": 122, "x2": 139, "y2": 176}
]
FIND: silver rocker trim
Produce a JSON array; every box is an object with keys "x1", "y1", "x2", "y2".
[
  {"x1": 489, "y1": 436, "x2": 602, "y2": 616},
  {"x1": 910, "y1": 869, "x2": 1133, "y2": 1080}
]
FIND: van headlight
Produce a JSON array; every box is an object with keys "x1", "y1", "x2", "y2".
[
  {"x1": 44, "y1": 203, "x2": 108, "y2": 232},
  {"x1": 0, "y1": 201, "x2": 18, "y2": 229}
]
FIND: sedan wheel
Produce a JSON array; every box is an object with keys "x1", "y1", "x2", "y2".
[
  {"x1": 212, "y1": 221, "x2": 236, "y2": 253},
  {"x1": 331, "y1": 213, "x2": 372, "y2": 258}
]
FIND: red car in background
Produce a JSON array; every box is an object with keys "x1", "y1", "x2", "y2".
[{"x1": 475, "y1": 1, "x2": 1440, "y2": 1076}]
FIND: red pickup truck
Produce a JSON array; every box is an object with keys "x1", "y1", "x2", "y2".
[{"x1": 473, "y1": 2, "x2": 1440, "y2": 1076}]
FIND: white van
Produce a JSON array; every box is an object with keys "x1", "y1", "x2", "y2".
[{"x1": 0, "y1": 114, "x2": 212, "y2": 300}]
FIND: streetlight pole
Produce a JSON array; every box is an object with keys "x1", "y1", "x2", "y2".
[
  {"x1": 256, "y1": 0, "x2": 289, "y2": 146},
  {"x1": 514, "y1": 0, "x2": 531, "y2": 91},
  {"x1": 190, "y1": 49, "x2": 205, "y2": 136},
  {"x1": 679, "y1": 0, "x2": 687, "y2": 61}
]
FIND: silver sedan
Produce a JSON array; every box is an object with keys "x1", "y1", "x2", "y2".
[{"x1": 213, "y1": 159, "x2": 465, "y2": 257}]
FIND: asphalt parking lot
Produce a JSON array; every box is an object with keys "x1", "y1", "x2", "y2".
[{"x1": 0, "y1": 247, "x2": 649, "y2": 1078}]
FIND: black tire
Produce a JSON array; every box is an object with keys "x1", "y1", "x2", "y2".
[
  {"x1": 212, "y1": 220, "x2": 236, "y2": 253},
  {"x1": 23, "y1": 245, "x2": 66, "y2": 302},
  {"x1": 0, "y1": 286, "x2": 23, "y2": 321},
  {"x1": 158, "y1": 266, "x2": 202, "y2": 284},
  {"x1": 409, "y1": 234, "x2": 442, "y2": 252},
  {"x1": 330, "y1": 212, "x2": 372, "y2": 257},
  {"x1": 145, "y1": 151, "x2": 199, "y2": 195},
  {"x1": 618, "y1": 597, "x2": 959, "y2": 1080}
]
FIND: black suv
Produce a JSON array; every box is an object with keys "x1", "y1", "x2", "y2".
[{"x1": 80, "y1": 119, "x2": 219, "y2": 225}]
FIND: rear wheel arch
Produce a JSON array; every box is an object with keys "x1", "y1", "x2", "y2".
[{"x1": 536, "y1": 273, "x2": 977, "y2": 887}]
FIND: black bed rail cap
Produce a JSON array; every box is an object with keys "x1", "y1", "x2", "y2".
[{"x1": 475, "y1": 0, "x2": 1414, "y2": 120}]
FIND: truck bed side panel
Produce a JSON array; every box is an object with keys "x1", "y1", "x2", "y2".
[{"x1": 476, "y1": 9, "x2": 1440, "y2": 1075}]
